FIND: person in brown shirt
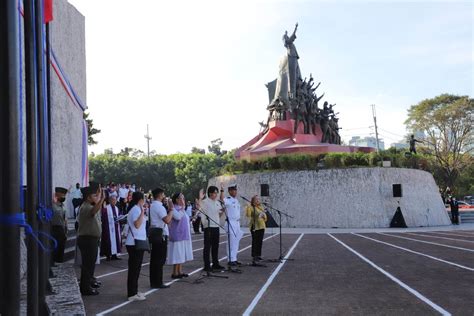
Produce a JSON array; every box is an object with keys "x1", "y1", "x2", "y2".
[{"x1": 77, "y1": 183, "x2": 105, "y2": 296}]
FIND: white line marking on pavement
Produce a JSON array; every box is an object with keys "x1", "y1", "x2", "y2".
[
  {"x1": 405, "y1": 232, "x2": 474, "y2": 244},
  {"x1": 426, "y1": 231, "x2": 474, "y2": 238},
  {"x1": 328, "y1": 233, "x2": 451, "y2": 316},
  {"x1": 378, "y1": 233, "x2": 474, "y2": 253},
  {"x1": 96, "y1": 234, "x2": 279, "y2": 316},
  {"x1": 353, "y1": 233, "x2": 474, "y2": 271},
  {"x1": 242, "y1": 233, "x2": 304, "y2": 316},
  {"x1": 96, "y1": 234, "x2": 250, "y2": 279}
]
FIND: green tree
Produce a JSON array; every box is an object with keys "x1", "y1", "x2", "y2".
[
  {"x1": 84, "y1": 111, "x2": 101, "y2": 145},
  {"x1": 208, "y1": 138, "x2": 226, "y2": 156},
  {"x1": 191, "y1": 147, "x2": 206, "y2": 154},
  {"x1": 405, "y1": 94, "x2": 474, "y2": 188}
]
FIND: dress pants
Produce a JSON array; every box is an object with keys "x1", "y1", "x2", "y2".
[
  {"x1": 51, "y1": 225, "x2": 67, "y2": 263},
  {"x1": 127, "y1": 245, "x2": 145, "y2": 297},
  {"x1": 203, "y1": 227, "x2": 220, "y2": 268},
  {"x1": 77, "y1": 235, "x2": 99, "y2": 292},
  {"x1": 451, "y1": 211, "x2": 459, "y2": 224},
  {"x1": 150, "y1": 237, "x2": 168, "y2": 287},
  {"x1": 251, "y1": 229, "x2": 265, "y2": 258},
  {"x1": 193, "y1": 217, "x2": 202, "y2": 233},
  {"x1": 226, "y1": 220, "x2": 242, "y2": 262}
]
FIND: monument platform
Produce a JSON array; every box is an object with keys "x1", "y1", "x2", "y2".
[
  {"x1": 236, "y1": 119, "x2": 374, "y2": 160},
  {"x1": 210, "y1": 168, "x2": 451, "y2": 228}
]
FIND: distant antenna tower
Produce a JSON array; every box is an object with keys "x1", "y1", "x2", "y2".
[
  {"x1": 144, "y1": 124, "x2": 152, "y2": 157},
  {"x1": 371, "y1": 104, "x2": 380, "y2": 152}
]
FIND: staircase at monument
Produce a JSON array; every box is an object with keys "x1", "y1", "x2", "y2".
[{"x1": 460, "y1": 211, "x2": 474, "y2": 224}]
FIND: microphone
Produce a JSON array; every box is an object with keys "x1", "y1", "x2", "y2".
[{"x1": 240, "y1": 196, "x2": 250, "y2": 202}]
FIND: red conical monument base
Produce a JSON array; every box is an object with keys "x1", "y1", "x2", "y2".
[{"x1": 236, "y1": 119, "x2": 374, "y2": 160}]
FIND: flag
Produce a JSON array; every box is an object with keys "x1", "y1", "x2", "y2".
[{"x1": 44, "y1": 0, "x2": 53, "y2": 23}]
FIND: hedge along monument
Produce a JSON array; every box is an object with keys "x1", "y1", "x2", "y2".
[{"x1": 217, "y1": 24, "x2": 451, "y2": 228}]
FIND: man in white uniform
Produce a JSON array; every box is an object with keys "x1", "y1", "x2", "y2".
[{"x1": 221, "y1": 184, "x2": 243, "y2": 266}]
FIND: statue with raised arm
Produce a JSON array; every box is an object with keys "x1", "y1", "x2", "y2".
[{"x1": 283, "y1": 23, "x2": 301, "y2": 97}]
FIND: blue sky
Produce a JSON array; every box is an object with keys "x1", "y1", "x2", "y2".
[{"x1": 69, "y1": 0, "x2": 473, "y2": 153}]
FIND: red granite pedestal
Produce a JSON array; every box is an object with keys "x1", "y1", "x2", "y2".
[{"x1": 236, "y1": 119, "x2": 374, "y2": 160}]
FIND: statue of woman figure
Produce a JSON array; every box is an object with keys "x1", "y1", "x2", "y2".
[{"x1": 283, "y1": 23, "x2": 301, "y2": 97}]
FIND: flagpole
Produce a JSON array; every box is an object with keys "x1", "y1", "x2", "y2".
[
  {"x1": 0, "y1": 0, "x2": 22, "y2": 314},
  {"x1": 24, "y1": 0, "x2": 40, "y2": 313}
]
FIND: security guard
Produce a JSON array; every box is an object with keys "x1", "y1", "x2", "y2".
[
  {"x1": 52, "y1": 187, "x2": 68, "y2": 262},
  {"x1": 221, "y1": 184, "x2": 243, "y2": 266}
]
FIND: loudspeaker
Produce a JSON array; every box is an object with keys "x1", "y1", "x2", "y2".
[
  {"x1": 390, "y1": 207, "x2": 407, "y2": 228},
  {"x1": 260, "y1": 184, "x2": 269, "y2": 197},
  {"x1": 393, "y1": 184, "x2": 402, "y2": 198}
]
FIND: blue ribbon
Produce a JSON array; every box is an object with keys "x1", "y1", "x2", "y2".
[
  {"x1": 37, "y1": 204, "x2": 53, "y2": 222},
  {"x1": 0, "y1": 213, "x2": 57, "y2": 252}
]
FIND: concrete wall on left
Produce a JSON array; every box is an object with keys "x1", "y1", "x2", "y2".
[{"x1": 50, "y1": 0, "x2": 87, "y2": 214}]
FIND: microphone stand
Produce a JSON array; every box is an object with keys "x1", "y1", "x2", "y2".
[
  {"x1": 219, "y1": 200, "x2": 242, "y2": 274},
  {"x1": 193, "y1": 207, "x2": 228, "y2": 283},
  {"x1": 262, "y1": 202, "x2": 294, "y2": 262}
]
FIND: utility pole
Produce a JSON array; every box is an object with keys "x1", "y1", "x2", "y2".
[
  {"x1": 144, "y1": 124, "x2": 152, "y2": 157},
  {"x1": 371, "y1": 104, "x2": 380, "y2": 152}
]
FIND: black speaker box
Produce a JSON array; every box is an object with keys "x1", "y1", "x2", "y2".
[
  {"x1": 393, "y1": 184, "x2": 402, "y2": 198},
  {"x1": 390, "y1": 206, "x2": 407, "y2": 228},
  {"x1": 261, "y1": 184, "x2": 269, "y2": 197}
]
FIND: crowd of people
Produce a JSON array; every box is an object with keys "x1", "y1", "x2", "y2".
[{"x1": 51, "y1": 181, "x2": 268, "y2": 301}]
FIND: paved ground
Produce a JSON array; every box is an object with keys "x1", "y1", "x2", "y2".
[{"x1": 76, "y1": 225, "x2": 474, "y2": 315}]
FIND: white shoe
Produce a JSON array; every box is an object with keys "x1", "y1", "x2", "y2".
[
  {"x1": 128, "y1": 294, "x2": 146, "y2": 301},
  {"x1": 137, "y1": 292, "x2": 146, "y2": 299}
]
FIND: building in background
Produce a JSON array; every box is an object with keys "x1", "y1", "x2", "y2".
[
  {"x1": 389, "y1": 142, "x2": 408, "y2": 150},
  {"x1": 349, "y1": 136, "x2": 385, "y2": 150}
]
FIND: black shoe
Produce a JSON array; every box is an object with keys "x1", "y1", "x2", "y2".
[
  {"x1": 235, "y1": 261, "x2": 243, "y2": 266},
  {"x1": 228, "y1": 261, "x2": 237, "y2": 266},
  {"x1": 91, "y1": 278, "x2": 101, "y2": 285},
  {"x1": 212, "y1": 264, "x2": 225, "y2": 271},
  {"x1": 159, "y1": 284, "x2": 170, "y2": 289},
  {"x1": 204, "y1": 266, "x2": 212, "y2": 272},
  {"x1": 179, "y1": 273, "x2": 189, "y2": 278},
  {"x1": 81, "y1": 289, "x2": 99, "y2": 296},
  {"x1": 91, "y1": 281, "x2": 101, "y2": 289},
  {"x1": 171, "y1": 274, "x2": 183, "y2": 279},
  {"x1": 111, "y1": 255, "x2": 121, "y2": 260}
]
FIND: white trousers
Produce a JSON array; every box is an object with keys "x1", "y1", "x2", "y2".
[{"x1": 226, "y1": 220, "x2": 243, "y2": 262}]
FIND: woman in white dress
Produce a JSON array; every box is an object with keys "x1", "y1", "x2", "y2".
[{"x1": 167, "y1": 192, "x2": 193, "y2": 278}]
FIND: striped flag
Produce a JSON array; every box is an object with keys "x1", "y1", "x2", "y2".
[
  {"x1": 44, "y1": 0, "x2": 53, "y2": 23},
  {"x1": 82, "y1": 120, "x2": 89, "y2": 186}
]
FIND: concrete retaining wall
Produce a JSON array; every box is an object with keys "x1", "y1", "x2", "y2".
[
  {"x1": 210, "y1": 168, "x2": 451, "y2": 228},
  {"x1": 50, "y1": 0, "x2": 87, "y2": 217}
]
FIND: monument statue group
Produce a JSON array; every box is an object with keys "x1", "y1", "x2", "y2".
[
  {"x1": 265, "y1": 23, "x2": 341, "y2": 144},
  {"x1": 236, "y1": 24, "x2": 371, "y2": 160}
]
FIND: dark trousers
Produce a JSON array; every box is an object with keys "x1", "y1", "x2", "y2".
[
  {"x1": 51, "y1": 225, "x2": 67, "y2": 263},
  {"x1": 77, "y1": 235, "x2": 99, "y2": 292},
  {"x1": 203, "y1": 227, "x2": 220, "y2": 268},
  {"x1": 72, "y1": 198, "x2": 82, "y2": 217},
  {"x1": 127, "y1": 245, "x2": 145, "y2": 297},
  {"x1": 193, "y1": 217, "x2": 202, "y2": 233},
  {"x1": 451, "y1": 211, "x2": 459, "y2": 224},
  {"x1": 251, "y1": 229, "x2": 265, "y2": 258},
  {"x1": 150, "y1": 238, "x2": 167, "y2": 287}
]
